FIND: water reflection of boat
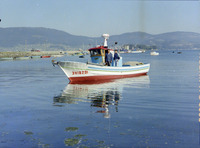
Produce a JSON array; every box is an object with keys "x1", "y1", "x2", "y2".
[{"x1": 53, "y1": 76, "x2": 150, "y2": 118}]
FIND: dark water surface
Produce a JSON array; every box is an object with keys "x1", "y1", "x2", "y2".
[{"x1": 0, "y1": 50, "x2": 198, "y2": 147}]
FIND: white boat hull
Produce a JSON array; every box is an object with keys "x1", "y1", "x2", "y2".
[
  {"x1": 57, "y1": 61, "x2": 150, "y2": 83},
  {"x1": 150, "y1": 51, "x2": 159, "y2": 56}
]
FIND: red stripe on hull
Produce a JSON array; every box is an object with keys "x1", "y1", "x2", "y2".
[{"x1": 69, "y1": 72, "x2": 147, "y2": 84}]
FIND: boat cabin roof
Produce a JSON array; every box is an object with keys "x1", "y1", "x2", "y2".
[{"x1": 88, "y1": 46, "x2": 113, "y2": 51}]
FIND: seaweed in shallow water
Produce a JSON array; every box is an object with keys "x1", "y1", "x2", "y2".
[
  {"x1": 64, "y1": 138, "x2": 79, "y2": 146},
  {"x1": 65, "y1": 127, "x2": 79, "y2": 132}
]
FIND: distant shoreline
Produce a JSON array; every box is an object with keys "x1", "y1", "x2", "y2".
[{"x1": 0, "y1": 51, "x2": 80, "y2": 58}]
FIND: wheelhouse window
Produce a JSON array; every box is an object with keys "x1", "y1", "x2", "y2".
[{"x1": 90, "y1": 49, "x2": 101, "y2": 56}]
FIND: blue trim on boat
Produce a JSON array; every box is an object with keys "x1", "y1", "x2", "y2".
[{"x1": 88, "y1": 65, "x2": 149, "y2": 71}]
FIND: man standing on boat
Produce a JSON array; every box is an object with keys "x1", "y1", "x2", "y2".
[
  {"x1": 105, "y1": 49, "x2": 113, "y2": 66},
  {"x1": 114, "y1": 50, "x2": 120, "y2": 66}
]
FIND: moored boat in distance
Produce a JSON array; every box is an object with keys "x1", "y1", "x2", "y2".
[
  {"x1": 51, "y1": 55, "x2": 64, "y2": 57},
  {"x1": 31, "y1": 55, "x2": 41, "y2": 59},
  {"x1": 41, "y1": 55, "x2": 51, "y2": 58},
  {"x1": 52, "y1": 34, "x2": 150, "y2": 83},
  {"x1": 0, "y1": 57, "x2": 13, "y2": 61},
  {"x1": 131, "y1": 50, "x2": 143, "y2": 53},
  {"x1": 15, "y1": 56, "x2": 30, "y2": 60},
  {"x1": 150, "y1": 51, "x2": 159, "y2": 56}
]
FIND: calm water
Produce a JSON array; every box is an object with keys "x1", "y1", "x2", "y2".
[{"x1": 0, "y1": 50, "x2": 199, "y2": 148}]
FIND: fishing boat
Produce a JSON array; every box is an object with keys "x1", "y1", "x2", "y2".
[{"x1": 52, "y1": 34, "x2": 150, "y2": 83}]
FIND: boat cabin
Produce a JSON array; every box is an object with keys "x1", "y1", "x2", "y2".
[{"x1": 88, "y1": 46, "x2": 122, "y2": 67}]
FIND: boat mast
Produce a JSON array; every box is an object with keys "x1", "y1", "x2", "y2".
[{"x1": 102, "y1": 34, "x2": 109, "y2": 48}]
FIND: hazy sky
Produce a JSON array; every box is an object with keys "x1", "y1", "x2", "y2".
[{"x1": 0, "y1": 0, "x2": 200, "y2": 37}]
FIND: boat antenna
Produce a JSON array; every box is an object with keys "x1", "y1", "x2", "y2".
[{"x1": 102, "y1": 34, "x2": 109, "y2": 48}]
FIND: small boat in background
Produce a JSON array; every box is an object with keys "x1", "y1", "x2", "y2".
[
  {"x1": 150, "y1": 51, "x2": 159, "y2": 56},
  {"x1": 52, "y1": 55, "x2": 64, "y2": 57},
  {"x1": 15, "y1": 56, "x2": 30, "y2": 60},
  {"x1": 31, "y1": 56, "x2": 41, "y2": 59},
  {"x1": 131, "y1": 50, "x2": 143, "y2": 53},
  {"x1": 0, "y1": 57, "x2": 13, "y2": 61},
  {"x1": 41, "y1": 55, "x2": 51, "y2": 58}
]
